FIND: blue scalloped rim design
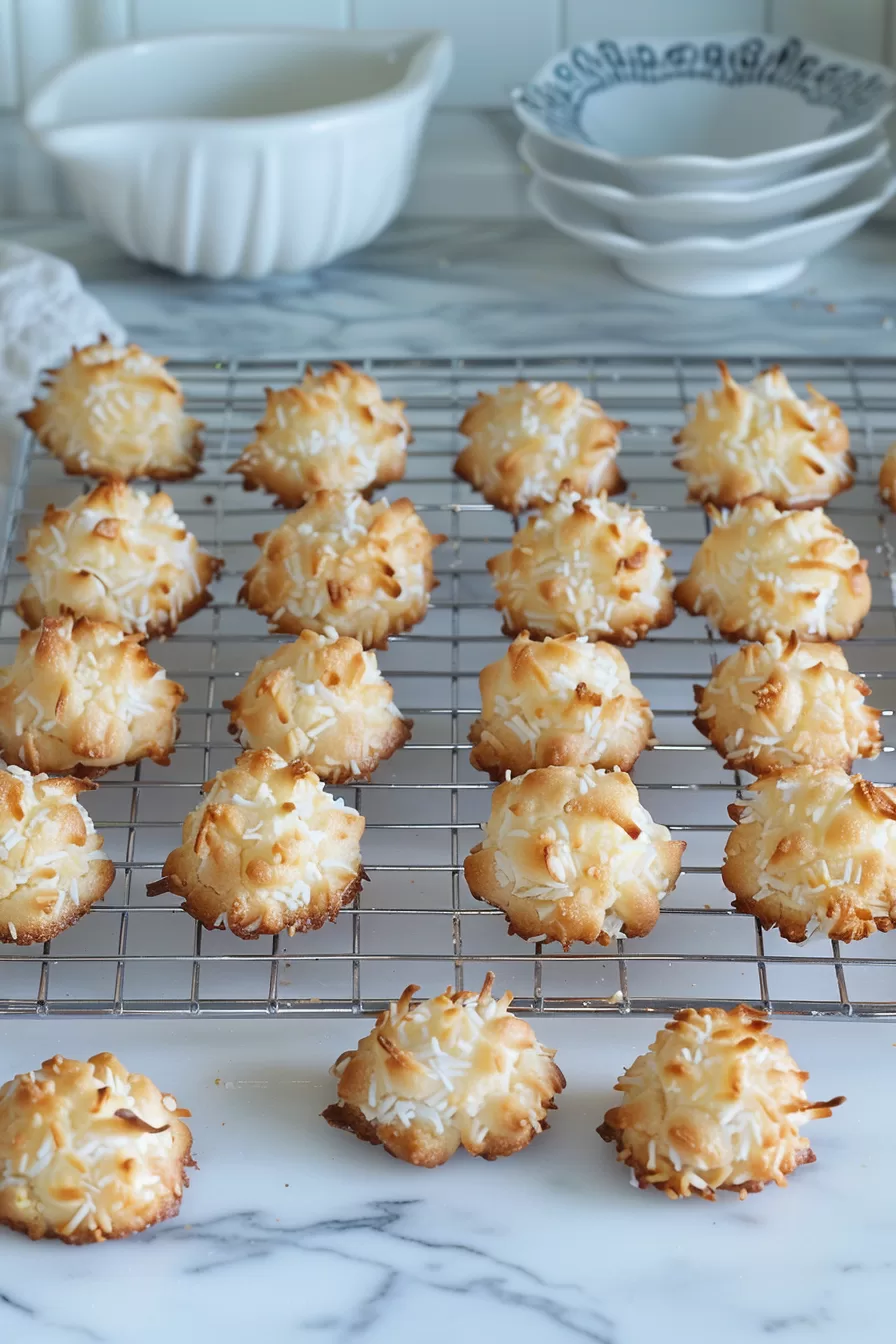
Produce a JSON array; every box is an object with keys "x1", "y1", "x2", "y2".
[{"x1": 516, "y1": 35, "x2": 895, "y2": 145}]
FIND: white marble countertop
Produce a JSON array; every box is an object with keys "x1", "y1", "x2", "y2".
[
  {"x1": 1, "y1": 215, "x2": 896, "y2": 1344},
  {"x1": 0, "y1": 1017, "x2": 887, "y2": 1344},
  {"x1": 4, "y1": 214, "x2": 896, "y2": 360}
]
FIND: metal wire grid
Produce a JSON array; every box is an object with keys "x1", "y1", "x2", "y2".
[{"x1": 1, "y1": 354, "x2": 896, "y2": 1019}]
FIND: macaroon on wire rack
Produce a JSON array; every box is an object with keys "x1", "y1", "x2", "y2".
[{"x1": 1, "y1": 354, "x2": 896, "y2": 1021}]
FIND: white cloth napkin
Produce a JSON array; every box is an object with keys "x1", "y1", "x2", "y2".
[{"x1": 0, "y1": 241, "x2": 125, "y2": 463}]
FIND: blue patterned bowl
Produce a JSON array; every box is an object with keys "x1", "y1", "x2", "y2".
[{"x1": 513, "y1": 34, "x2": 896, "y2": 191}]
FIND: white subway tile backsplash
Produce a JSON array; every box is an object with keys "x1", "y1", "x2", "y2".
[
  {"x1": 0, "y1": 1, "x2": 19, "y2": 108},
  {"x1": 132, "y1": 0, "x2": 349, "y2": 36},
  {"x1": 768, "y1": 0, "x2": 887, "y2": 61},
  {"x1": 13, "y1": 0, "x2": 130, "y2": 97},
  {"x1": 15, "y1": 0, "x2": 85, "y2": 98},
  {"x1": 354, "y1": 0, "x2": 562, "y2": 106},
  {"x1": 1, "y1": 0, "x2": 895, "y2": 118},
  {"x1": 563, "y1": 0, "x2": 765, "y2": 43}
]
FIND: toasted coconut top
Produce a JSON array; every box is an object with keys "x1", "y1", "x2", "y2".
[
  {"x1": 225, "y1": 628, "x2": 404, "y2": 769},
  {"x1": 232, "y1": 361, "x2": 408, "y2": 491},
  {"x1": 457, "y1": 380, "x2": 624, "y2": 511},
  {"x1": 676, "y1": 498, "x2": 869, "y2": 641},
  {"x1": 471, "y1": 632, "x2": 651, "y2": 769},
  {"x1": 0, "y1": 1052, "x2": 191, "y2": 1240},
  {"x1": 474, "y1": 765, "x2": 681, "y2": 935},
  {"x1": 674, "y1": 362, "x2": 851, "y2": 507},
  {"x1": 727, "y1": 765, "x2": 896, "y2": 938},
  {"x1": 18, "y1": 479, "x2": 219, "y2": 635},
  {"x1": 21, "y1": 339, "x2": 201, "y2": 476},
  {"x1": 0, "y1": 764, "x2": 107, "y2": 908},
  {"x1": 488, "y1": 488, "x2": 672, "y2": 640},
  {"x1": 166, "y1": 748, "x2": 364, "y2": 926},
  {"x1": 695, "y1": 631, "x2": 880, "y2": 774},
  {"x1": 879, "y1": 442, "x2": 896, "y2": 502},
  {"x1": 0, "y1": 616, "x2": 184, "y2": 765},
  {"x1": 331, "y1": 973, "x2": 562, "y2": 1145},
  {"x1": 241, "y1": 491, "x2": 444, "y2": 642},
  {"x1": 603, "y1": 1006, "x2": 843, "y2": 1196}
]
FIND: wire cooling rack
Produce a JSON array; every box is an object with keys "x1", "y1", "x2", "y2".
[{"x1": 1, "y1": 354, "x2": 896, "y2": 1020}]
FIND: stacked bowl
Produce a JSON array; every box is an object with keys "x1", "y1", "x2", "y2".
[{"x1": 513, "y1": 33, "x2": 896, "y2": 296}]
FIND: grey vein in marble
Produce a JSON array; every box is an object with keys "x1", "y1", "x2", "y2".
[{"x1": 149, "y1": 1200, "x2": 614, "y2": 1342}]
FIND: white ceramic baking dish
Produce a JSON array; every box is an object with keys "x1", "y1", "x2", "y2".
[{"x1": 24, "y1": 28, "x2": 452, "y2": 279}]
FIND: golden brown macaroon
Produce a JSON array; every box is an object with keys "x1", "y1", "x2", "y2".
[
  {"x1": 598, "y1": 1006, "x2": 844, "y2": 1200},
  {"x1": 464, "y1": 765, "x2": 684, "y2": 949},
  {"x1": 239, "y1": 490, "x2": 445, "y2": 648},
  {"x1": 724, "y1": 765, "x2": 896, "y2": 943},
  {"x1": 223, "y1": 628, "x2": 410, "y2": 784},
  {"x1": 0, "y1": 1052, "x2": 193, "y2": 1242},
  {"x1": 694, "y1": 631, "x2": 880, "y2": 777},
  {"x1": 16, "y1": 479, "x2": 222, "y2": 638},
  {"x1": 229, "y1": 361, "x2": 409, "y2": 507},
  {"x1": 20, "y1": 339, "x2": 203, "y2": 481},
  {"x1": 0, "y1": 764, "x2": 114, "y2": 944},
  {"x1": 455, "y1": 380, "x2": 626, "y2": 514},
  {"x1": 151, "y1": 747, "x2": 364, "y2": 939},
  {"x1": 673, "y1": 361, "x2": 853, "y2": 509},
  {"x1": 0, "y1": 616, "x2": 185, "y2": 777},
  {"x1": 323, "y1": 973, "x2": 565, "y2": 1167},
  {"x1": 488, "y1": 488, "x2": 674, "y2": 646},
  {"x1": 674, "y1": 499, "x2": 870, "y2": 642},
  {"x1": 469, "y1": 632, "x2": 653, "y2": 780},
  {"x1": 879, "y1": 442, "x2": 896, "y2": 509}
]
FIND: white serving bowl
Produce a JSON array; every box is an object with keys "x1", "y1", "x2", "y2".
[
  {"x1": 529, "y1": 161, "x2": 896, "y2": 297},
  {"x1": 24, "y1": 28, "x2": 452, "y2": 279},
  {"x1": 513, "y1": 33, "x2": 896, "y2": 191},
  {"x1": 520, "y1": 129, "x2": 890, "y2": 242}
]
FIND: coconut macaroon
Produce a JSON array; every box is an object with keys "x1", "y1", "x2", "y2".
[
  {"x1": 20, "y1": 339, "x2": 203, "y2": 481},
  {"x1": 0, "y1": 765, "x2": 114, "y2": 945},
  {"x1": 673, "y1": 361, "x2": 853, "y2": 510},
  {"x1": 724, "y1": 765, "x2": 896, "y2": 943},
  {"x1": 464, "y1": 765, "x2": 684, "y2": 949},
  {"x1": 455, "y1": 380, "x2": 626, "y2": 514},
  {"x1": 469, "y1": 632, "x2": 653, "y2": 780},
  {"x1": 879, "y1": 442, "x2": 896, "y2": 509},
  {"x1": 488, "y1": 490, "x2": 674, "y2": 646},
  {"x1": 598, "y1": 1006, "x2": 844, "y2": 1200},
  {"x1": 694, "y1": 632, "x2": 880, "y2": 777},
  {"x1": 223, "y1": 629, "x2": 410, "y2": 784},
  {"x1": 323, "y1": 973, "x2": 565, "y2": 1167},
  {"x1": 151, "y1": 748, "x2": 364, "y2": 939},
  {"x1": 0, "y1": 1053, "x2": 193, "y2": 1243},
  {"x1": 16, "y1": 480, "x2": 222, "y2": 638},
  {"x1": 674, "y1": 499, "x2": 870, "y2": 643},
  {"x1": 229, "y1": 361, "x2": 409, "y2": 507},
  {"x1": 0, "y1": 617, "x2": 185, "y2": 777},
  {"x1": 239, "y1": 491, "x2": 445, "y2": 648}
]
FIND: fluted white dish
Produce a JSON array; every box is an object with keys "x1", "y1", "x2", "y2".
[
  {"x1": 23, "y1": 28, "x2": 452, "y2": 279},
  {"x1": 513, "y1": 34, "x2": 896, "y2": 191},
  {"x1": 529, "y1": 161, "x2": 896, "y2": 297},
  {"x1": 520, "y1": 130, "x2": 890, "y2": 242}
]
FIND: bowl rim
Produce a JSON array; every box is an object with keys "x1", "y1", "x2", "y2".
[
  {"x1": 528, "y1": 163, "x2": 896, "y2": 255},
  {"x1": 23, "y1": 26, "x2": 453, "y2": 138},
  {"x1": 512, "y1": 32, "x2": 896, "y2": 170},
  {"x1": 518, "y1": 130, "x2": 890, "y2": 208}
]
